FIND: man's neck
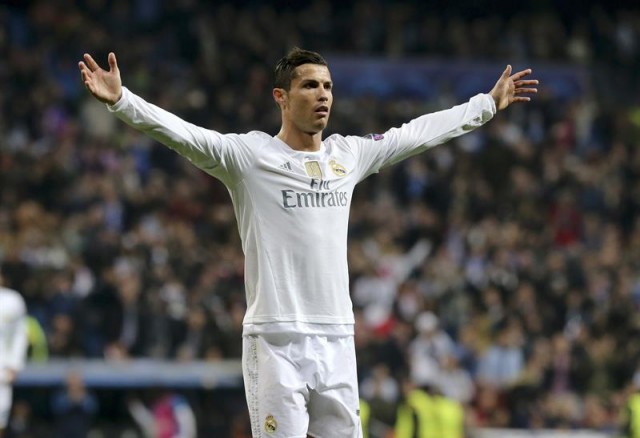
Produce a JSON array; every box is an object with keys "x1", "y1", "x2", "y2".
[{"x1": 276, "y1": 129, "x2": 322, "y2": 152}]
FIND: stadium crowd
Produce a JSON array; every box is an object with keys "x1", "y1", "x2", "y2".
[{"x1": 1, "y1": 0, "x2": 640, "y2": 435}]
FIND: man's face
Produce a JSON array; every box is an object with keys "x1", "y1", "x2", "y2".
[{"x1": 277, "y1": 63, "x2": 333, "y2": 134}]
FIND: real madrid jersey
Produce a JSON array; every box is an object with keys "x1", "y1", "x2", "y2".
[
  {"x1": 108, "y1": 88, "x2": 496, "y2": 331},
  {"x1": 0, "y1": 287, "x2": 28, "y2": 373}
]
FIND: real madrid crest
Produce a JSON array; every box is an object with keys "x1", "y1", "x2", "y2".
[
  {"x1": 329, "y1": 159, "x2": 347, "y2": 177},
  {"x1": 264, "y1": 414, "x2": 277, "y2": 433}
]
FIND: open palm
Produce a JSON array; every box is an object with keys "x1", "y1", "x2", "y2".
[{"x1": 78, "y1": 52, "x2": 122, "y2": 105}]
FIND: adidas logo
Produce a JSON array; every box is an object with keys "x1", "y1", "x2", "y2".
[{"x1": 279, "y1": 161, "x2": 293, "y2": 172}]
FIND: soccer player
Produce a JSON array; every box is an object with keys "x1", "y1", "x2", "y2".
[
  {"x1": 0, "y1": 272, "x2": 28, "y2": 438},
  {"x1": 78, "y1": 48, "x2": 537, "y2": 438}
]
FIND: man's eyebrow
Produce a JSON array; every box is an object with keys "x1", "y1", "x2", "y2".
[{"x1": 300, "y1": 78, "x2": 332, "y2": 85}]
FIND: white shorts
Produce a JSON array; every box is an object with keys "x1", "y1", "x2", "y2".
[
  {"x1": 242, "y1": 332, "x2": 362, "y2": 438},
  {"x1": 0, "y1": 384, "x2": 12, "y2": 429}
]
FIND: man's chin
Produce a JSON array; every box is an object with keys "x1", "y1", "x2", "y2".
[{"x1": 314, "y1": 119, "x2": 329, "y2": 131}]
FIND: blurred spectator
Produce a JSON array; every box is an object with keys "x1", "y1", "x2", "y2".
[
  {"x1": 408, "y1": 311, "x2": 455, "y2": 387},
  {"x1": 621, "y1": 371, "x2": 640, "y2": 437},
  {"x1": 477, "y1": 323, "x2": 525, "y2": 389},
  {"x1": 359, "y1": 363, "x2": 399, "y2": 426},
  {"x1": 128, "y1": 389, "x2": 196, "y2": 438},
  {"x1": 5, "y1": 400, "x2": 39, "y2": 438},
  {"x1": 437, "y1": 353, "x2": 475, "y2": 404},
  {"x1": 102, "y1": 272, "x2": 152, "y2": 359},
  {"x1": 215, "y1": 298, "x2": 245, "y2": 360},
  {"x1": 24, "y1": 316, "x2": 48, "y2": 363},
  {"x1": 395, "y1": 376, "x2": 464, "y2": 438},
  {"x1": 175, "y1": 305, "x2": 219, "y2": 362},
  {"x1": 51, "y1": 371, "x2": 98, "y2": 438}
]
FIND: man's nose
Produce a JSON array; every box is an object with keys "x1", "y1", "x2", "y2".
[{"x1": 318, "y1": 89, "x2": 329, "y2": 102}]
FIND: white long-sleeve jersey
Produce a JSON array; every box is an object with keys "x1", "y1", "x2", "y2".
[
  {"x1": 0, "y1": 287, "x2": 28, "y2": 378},
  {"x1": 108, "y1": 88, "x2": 495, "y2": 332}
]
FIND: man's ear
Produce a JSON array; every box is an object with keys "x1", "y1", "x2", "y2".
[{"x1": 273, "y1": 88, "x2": 287, "y2": 108}]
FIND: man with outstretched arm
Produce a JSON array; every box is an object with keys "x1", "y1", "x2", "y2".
[{"x1": 79, "y1": 48, "x2": 537, "y2": 438}]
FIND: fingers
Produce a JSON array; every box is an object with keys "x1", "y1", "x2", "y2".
[
  {"x1": 78, "y1": 61, "x2": 92, "y2": 84},
  {"x1": 514, "y1": 77, "x2": 538, "y2": 96},
  {"x1": 515, "y1": 79, "x2": 539, "y2": 87},
  {"x1": 502, "y1": 64, "x2": 512, "y2": 78},
  {"x1": 83, "y1": 53, "x2": 101, "y2": 72},
  {"x1": 511, "y1": 68, "x2": 533, "y2": 81},
  {"x1": 79, "y1": 67, "x2": 94, "y2": 92},
  {"x1": 108, "y1": 52, "x2": 118, "y2": 72},
  {"x1": 514, "y1": 88, "x2": 538, "y2": 95}
]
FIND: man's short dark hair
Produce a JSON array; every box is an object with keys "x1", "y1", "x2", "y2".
[{"x1": 274, "y1": 47, "x2": 328, "y2": 90}]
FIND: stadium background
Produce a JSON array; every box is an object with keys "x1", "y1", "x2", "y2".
[{"x1": 2, "y1": 0, "x2": 640, "y2": 436}]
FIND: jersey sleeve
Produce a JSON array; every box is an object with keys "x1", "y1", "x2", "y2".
[
  {"x1": 107, "y1": 87, "x2": 254, "y2": 185},
  {"x1": 349, "y1": 93, "x2": 496, "y2": 181}
]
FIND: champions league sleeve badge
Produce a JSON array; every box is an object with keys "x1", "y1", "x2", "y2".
[{"x1": 364, "y1": 133, "x2": 384, "y2": 141}]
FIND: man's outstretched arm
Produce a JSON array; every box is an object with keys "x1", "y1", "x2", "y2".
[
  {"x1": 78, "y1": 52, "x2": 123, "y2": 105},
  {"x1": 489, "y1": 65, "x2": 538, "y2": 110},
  {"x1": 77, "y1": 52, "x2": 252, "y2": 182},
  {"x1": 348, "y1": 64, "x2": 539, "y2": 178}
]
